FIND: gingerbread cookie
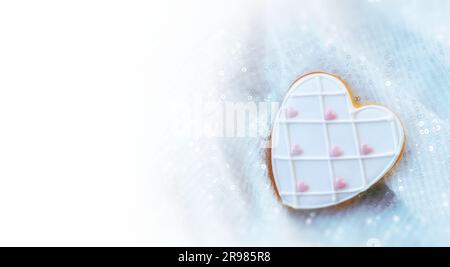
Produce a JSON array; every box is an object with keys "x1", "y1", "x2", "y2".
[{"x1": 270, "y1": 72, "x2": 405, "y2": 209}]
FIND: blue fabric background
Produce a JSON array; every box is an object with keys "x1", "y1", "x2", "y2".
[{"x1": 164, "y1": 0, "x2": 450, "y2": 246}]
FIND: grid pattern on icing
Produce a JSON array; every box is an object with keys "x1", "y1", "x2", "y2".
[
  {"x1": 271, "y1": 74, "x2": 402, "y2": 208},
  {"x1": 316, "y1": 77, "x2": 337, "y2": 201}
]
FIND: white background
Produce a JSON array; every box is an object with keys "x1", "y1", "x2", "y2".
[
  {"x1": 3, "y1": 0, "x2": 446, "y2": 247},
  {"x1": 0, "y1": 0, "x2": 240, "y2": 246}
]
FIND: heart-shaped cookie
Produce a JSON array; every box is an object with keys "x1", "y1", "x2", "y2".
[{"x1": 271, "y1": 72, "x2": 405, "y2": 209}]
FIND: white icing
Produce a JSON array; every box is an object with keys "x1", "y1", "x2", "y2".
[
  {"x1": 291, "y1": 92, "x2": 346, "y2": 96},
  {"x1": 278, "y1": 117, "x2": 393, "y2": 124},
  {"x1": 271, "y1": 73, "x2": 405, "y2": 209},
  {"x1": 273, "y1": 151, "x2": 396, "y2": 161},
  {"x1": 316, "y1": 77, "x2": 338, "y2": 202}
]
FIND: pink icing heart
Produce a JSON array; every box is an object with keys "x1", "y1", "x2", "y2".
[
  {"x1": 330, "y1": 145, "x2": 343, "y2": 157},
  {"x1": 290, "y1": 144, "x2": 303, "y2": 156},
  {"x1": 297, "y1": 182, "x2": 309, "y2": 193},
  {"x1": 335, "y1": 178, "x2": 347, "y2": 190},
  {"x1": 324, "y1": 108, "x2": 337, "y2": 120},
  {"x1": 360, "y1": 144, "x2": 374, "y2": 155},
  {"x1": 285, "y1": 107, "x2": 298, "y2": 118}
]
